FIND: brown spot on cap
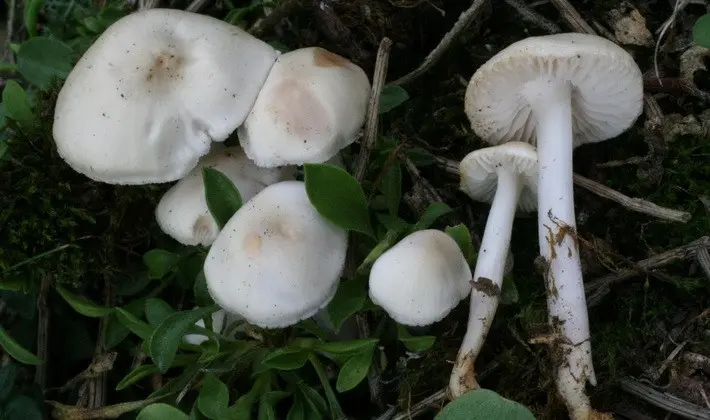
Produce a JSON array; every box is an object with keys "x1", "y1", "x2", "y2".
[{"x1": 312, "y1": 47, "x2": 351, "y2": 68}]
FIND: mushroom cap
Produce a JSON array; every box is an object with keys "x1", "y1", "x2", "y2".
[
  {"x1": 465, "y1": 33, "x2": 643, "y2": 148},
  {"x1": 238, "y1": 47, "x2": 371, "y2": 167},
  {"x1": 203, "y1": 180, "x2": 348, "y2": 329},
  {"x1": 369, "y1": 229, "x2": 472, "y2": 327},
  {"x1": 155, "y1": 146, "x2": 291, "y2": 246},
  {"x1": 53, "y1": 9, "x2": 279, "y2": 184},
  {"x1": 459, "y1": 142, "x2": 538, "y2": 212}
]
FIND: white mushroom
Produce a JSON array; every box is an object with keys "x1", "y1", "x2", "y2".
[
  {"x1": 449, "y1": 142, "x2": 538, "y2": 397},
  {"x1": 53, "y1": 9, "x2": 279, "y2": 184},
  {"x1": 238, "y1": 47, "x2": 371, "y2": 167},
  {"x1": 155, "y1": 146, "x2": 291, "y2": 246},
  {"x1": 203, "y1": 180, "x2": 348, "y2": 329},
  {"x1": 368, "y1": 229, "x2": 472, "y2": 327},
  {"x1": 465, "y1": 33, "x2": 643, "y2": 419}
]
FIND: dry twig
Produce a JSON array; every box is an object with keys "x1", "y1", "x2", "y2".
[
  {"x1": 392, "y1": 0, "x2": 490, "y2": 86},
  {"x1": 586, "y1": 237, "x2": 710, "y2": 307},
  {"x1": 503, "y1": 0, "x2": 561, "y2": 33},
  {"x1": 619, "y1": 377, "x2": 710, "y2": 419},
  {"x1": 34, "y1": 275, "x2": 51, "y2": 389},
  {"x1": 352, "y1": 38, "x2": 393, "y2": 182},
  {"x1": 402, "y1": 156, "x2": 446, "y2": 215},
  {"x1": 548, "y1": 0, "x2": 599, "y2": 36},
  {"x1": 696, "y1": 248, "x2": 710, "y2": 281}
]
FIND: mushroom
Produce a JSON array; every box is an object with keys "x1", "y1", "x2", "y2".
[
  {"x1": 448, "y1": 142, "x2": 538, "y2": 397},
  {"x1": 464, "y1": 33, "x2": 643, "y2": 419},
  {"x1": 238, "y1": 47, "x2": 371, "y2": 168},
  {"x1": 155, "y1": 146, "x2": 291, "y2": 246},
  {"x1": 52, "y1": 9, "x2": 279, "y2": 184},
  {"x1": 203, "y1": 180, "x2": 348, "y2": 329},
  {"x1": 368, "y1": 229, "x2": 472, "y2": 327}
]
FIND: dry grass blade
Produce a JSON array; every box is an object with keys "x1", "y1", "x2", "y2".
[{"x1": 618, "y1": 377, "x2": 710, "y2": 419}]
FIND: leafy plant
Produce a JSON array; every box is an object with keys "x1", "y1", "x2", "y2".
[
  {"x1": 693, "y1": 13, "x2": 710, "y2": 48},
  {"x1": 435, "y1": 389, "x2": 536, "y2": 420}
]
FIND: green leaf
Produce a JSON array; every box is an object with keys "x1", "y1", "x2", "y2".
[
  {"x1": 258, "y1": 391, "x2": 290, "y2": 420},
  {"x1": 0, "y1": 363, "x2": 17, "y2": 401},
  {"x1": 500, "y1": 276, "x2": 519, "y2": 305},
  {"x1": 315, "y1": 338, "x2": 378, "y2": 356},
  {"x1": 357, "y1": 230, "x2": 400, "y2": 274},
  {"x1": 115, "y1": 307, "x2": 153, "y2": 341},
  {"x1": 261, "y1": 347, "x2": 311, "y2": 371},
  {"x1": 2, "y1": 81, "x2": 34, "y2": 125},
  {"x1": 378, "y1": 85, "x2": 409, "y2": 114},
  {"x1": 326, "y1": 279, "x2": 367, "y2": 331},
  {"x1": 445, "y1": 224, "x2": 475, "y2": 264},
  {"x1": 286, "y1": 396, "x2": 306, "y2": 420},
  {"x1": 22, "y1": 0, "x2": 43, "y2": 38},
  {"x1": 17, "y1": 37, "x2": 74, "y2": 89},
  {"x1": 203, "y1": 167, "x2": 242, "y2": 229},
  {"x1": 145, "y1": 298, "x2": 175, "y2": 328},
  {"x1": 297, "y1": 383, "x2": 327, "y2": 419},
  {"x1": 55, "y1": 285, "x2": 113, "y2": 317},
  {"x1": 397, "y1": 324, "x2": 436, "y2": 352},
  {"x1": 149, "y1": 306, "x2": 218, "y2": 372},
  {"x1": 304, "y1": 163, "x2": 374, "y2": 237},
  {"x1": 335, "y1": 348, "x2": 374, "y2": 392},
  {"x1": 198, "y1": 373, "x2": 231, "y2": 420},
  {"x1": 138, "y1": 403, "x2": 190, "y2": 420},
  {"x1": 0, "y1": 326, "x2": 42, "y2": 365},
  {"x1": 4, "y1": 395, "x2": 43, "y2": 420},
  {"x1": 693, "y1": 13, "x2": 710, "y2": 48},
  {"x1": 308, "y1": 354, "x2": 344, "y2": 419},
  {"x1": 435, "y1": 389, "x2": 535, "y2": 420},
  {"x1": 231, "y1": 373, "x2": 269, "y2": 419},
  {"x1": 379, "y1": 161, "x2": 401, "y2": 216},
  {"x1": 412, "y1": 202, "x2": 453, "y2": 231},
  {"x1": 143, "y1": 249, "x2": 180, "y2": 279},
  {"x1": 116, "y1": 364, "x2": 160, "y2": 391},
  {"x1": 104, "y1": 313, "x2": 131, "y2": 349}
]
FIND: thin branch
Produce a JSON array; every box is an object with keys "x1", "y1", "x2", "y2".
[
  {"x1": 34, "y1": 275, "x2": 51, "y2": 389},
  {"x1": 618, "y1": 377, "x2": 710, "y2": 419},
  {"x1": 352, "y1": 37, "x2": 393, "y2": 182},
  {"x1": 502, "y1": 0, "x2": 561, "y2": 33},
  {"x1": 432, "y1": 155, "x2": 689, "y2": 223},
  {"x1": 572, "y1": 174, "x2": 691, "y2": 223},
  {"x1": 585, "y1": 237, "x2": 710, "y2": 307},
  {"x1": 392, "y1": 0, "x2": 490, "y2": 86},
  {"x1": 548, "y1": 0, "x2": 601, "y2": 37}
]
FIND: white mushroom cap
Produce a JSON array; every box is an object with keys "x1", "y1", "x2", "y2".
[
  {"x1": 238, "y1": 47, "x2": 371, "y2": 167},
  {"x1": 369, "y1": 229, "x2": 472, "y2": 327},
  {"x1": 459, "y1": 142, "x2": 539, "y2": 212},
  {"x1": 155, "y1": 146, "x2": 291, "y2": 246},
  {"x1": 465, "y1": 32, "x2": 643, "y2": 147},
  {"x1": 53, "y1": 9, "x2": 279, "y2": 184},
  {"x1": 203, "y1": 180, "x2": 348, "y2": 329}
]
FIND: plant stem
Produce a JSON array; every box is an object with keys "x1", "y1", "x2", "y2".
[
  {"x1": 530, "y1": 80, "x2": 595, "y2": 420},
  {"x1": 450, "y1": 169, "x2": 521, "y2": 397},
  {"x1": 308, "y1": 353, "x2": 345, "y2": 419}
]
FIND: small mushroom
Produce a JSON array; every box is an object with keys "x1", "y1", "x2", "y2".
[
  {"x1": 155, "y1": 146, "x2": 291, "y2": 246},
  {"x1": 203, "y1": 180, "x2": 348, "y2": 329},
  {"x1": 449, "y1": 142, "x2": 538, "y2": 397},
  {"x1": 238, "y1": 47, "x2": 371, "y2": 168},
  {"x1": 368, "y1": 230, "x2": 472, "y2": 327},
  {"x1": 53, "y1": 9, "x2": 279, "y2": 184},
  {"x1": 465, "y1": 33, "x2": 643, "y2": 419}
]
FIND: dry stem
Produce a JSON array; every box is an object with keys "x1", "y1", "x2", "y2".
[
  {"x1": 586, "y1": 237, "x2": 710, "y2": 307},
  {"x1": 392, "y1": 0, "x2": 490, "y2": 86},
  {"x1": 548, "y1": 0, "x2": 601, "y2": 36},
  {"x1": 34, "y1": 275, "x2": 51, "y2": 389},
  {"x1": 619, "y1": 377, "x2": 710, "y2": 419},
  {"x1": 503, "y1": 0, "x2": 561, "y2": 33},
  {"x1": 352, "y1": 37, "x2": 393, "y2": 182},
  {"x1": 696, "y1": 248, "x2": 710, "y2": 280}
]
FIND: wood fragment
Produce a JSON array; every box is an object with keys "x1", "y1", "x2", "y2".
[
  {"x1": 392, "y1": 0, "x2": 490, "y2": 86},
  {"x1": 696, "y1": 248, "x2": 710, "y2": 280},
  {"x1": 352, "y1": 38, "x2": 393, "y2": 182},
  {"x1": 548, "y1": 0, "x2": 599, "y2": 36},
  {"x1": 502, "y1": 0, "x2": 561, "y2": 33},
  {"x1": 586, "y1": 237, "x2": 710, "y2": 307},
  {"x1": 618, "y1": 377, "x2": 710, "y2": 419}
]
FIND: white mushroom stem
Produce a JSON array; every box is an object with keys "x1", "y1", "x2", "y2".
[
  {"x1": 449, "y1": 169, "x2": 522, "y2": 397},
  {"x1": 524, "y1": 79, "x2": 596, "y2": 419}
]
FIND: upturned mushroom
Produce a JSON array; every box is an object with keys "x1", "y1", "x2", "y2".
[
  {"x1": 203, "y1": 180, "x2": 348, "y2": 329},
  {"x1": 368, "y1": 229, "x2": 472, "y2": 327},
  {"x1": 155, "y1": 146, "x2": 290, "y2": 246},
  {"x1": 53, "y1": 9, "x2": 278, "y2": 184},
  {"x1": 449, "y1": 142, "x2": 538, "y2": 397},
  {"x1": 465, "y1": 33, "x2": 643, "y2": 419},
  {"x1": 238, "y1": 47, "x2": 371, "y2": 168}
]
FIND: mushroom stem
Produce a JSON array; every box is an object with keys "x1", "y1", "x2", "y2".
[
  {"x1": 528, "y1": 80, "x2": 596, "y2": 419},
  {"x1": 449, "y1": 169, "x2": 522, "y2": 397}
]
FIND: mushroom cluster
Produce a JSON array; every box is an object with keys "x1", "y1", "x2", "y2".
[
  {"x1": 448, "y1": 33, "x2": 643, "y2": 419},
  {"x1": 51, "y1": 9, "x2": 372, "y2": 329}
]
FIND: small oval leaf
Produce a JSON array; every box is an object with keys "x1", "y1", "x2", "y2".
[
  {"x1": 137, "y1": 403, "x2": 190, "y2": 420},
  {"x1": 203, "y1": 167, "x2": 242, "y2": 229},
  {"x1": 0, "y1": 326, "x2": 42, "y2": 365},
  {"x1": 335, "y1": 349, "x2": 374, "y2": 393},
  {"x1": 197, "y1": 372, "x2": 231, "y2": 420},
  {"x1": 55, "y1": 285, "x2": 113, "y2": 317},
  {"x1": 149, "y1": 306, "x2": 218, "y2": 372},
  {"x1": 304, "y1": 164, "x2": 374, "y2": 237}
]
